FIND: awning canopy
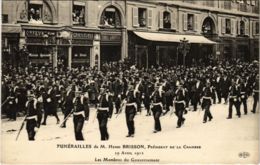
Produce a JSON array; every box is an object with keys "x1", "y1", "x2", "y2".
[
  {"x1": 134, "y1": 31, "x2": 216, "y2": 44},
  {"x1": 2, "y1": 24, "x2": 21, "y2": 33}
]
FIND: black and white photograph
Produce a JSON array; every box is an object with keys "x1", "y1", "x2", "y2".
[{"x1": 1, "y1": 0, "x2": 259, "y2": 164}]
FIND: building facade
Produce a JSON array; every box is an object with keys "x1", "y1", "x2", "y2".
[{"x1": 1, "y1": 0, "x2": 259, "y2": 69}]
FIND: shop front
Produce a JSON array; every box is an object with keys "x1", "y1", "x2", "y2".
[
  {"x1": 24, "y1": 29, "x2": 57, "y2": 67},
  {"x1": 2, "y1": 25, "x2": 21, "y2": 67},
  {"x1": 128, "y1": 31, "x2": 216, "y2": 68},
  {"x1": 57, "y1": 30, "x2": 95, "y2": 69},
  {"x1": 236, "y1": 37, "x2": 250, "y2": 62},
  {"x1": 100, "y1": 32, "x2": 122, "y2": 65}
]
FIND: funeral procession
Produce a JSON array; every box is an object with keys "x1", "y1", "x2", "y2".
[{"x1": 1, "y1": 0, "x2": 259, "y2": 142}]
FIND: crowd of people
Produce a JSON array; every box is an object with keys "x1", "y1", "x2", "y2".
[{"x1": 1, "y1": 59, "x2": 259, "y2": 141}]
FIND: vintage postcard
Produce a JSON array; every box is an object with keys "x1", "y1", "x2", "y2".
[{"x1": 1, "y1": 0, "x2": 259, "y2": 164}]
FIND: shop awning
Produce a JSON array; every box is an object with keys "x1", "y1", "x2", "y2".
[
  {"x1": 2, "y1": 24, "x2": 21, "y2": 33},
  {"x1": 134, "y1": 31, "x2": 216, "y2": 44}
]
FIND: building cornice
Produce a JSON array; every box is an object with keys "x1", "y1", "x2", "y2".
[{"x1": 128, "y1": 0, "x2": 259, "y2": 18}]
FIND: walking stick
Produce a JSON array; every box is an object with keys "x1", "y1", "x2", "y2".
[
  {"x1": 15, "y1": 115, "x2": 28, "y2": 141},
  {"x1": 1, "y1": 97, "x2": 10, "y2": 107},
  {"x1": 116, "y1": 99, "x2": 126, "y2": 118},
  {"x1": 169, "y1": 100, "x2": 176, "y2": 117},
  {"x1": 59, "y1": 109, "x2": 74, "y2": 127}
]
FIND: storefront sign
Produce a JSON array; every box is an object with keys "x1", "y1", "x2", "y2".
[
  {"x1": 72, "y1": 39, "x2": 93, "y2": 45},
  {"x1": 25, "y1": 29, "x2": 56, "y2": 45},
  {"x1": 25, "y1": 30, "x2": 56, "y2": 37},
  {"x1": 72, "y1": 32, "x2": 94, "y2": 40},
  {"x1": 101, "y1": 34, "x2": 121, "y2": 42}
]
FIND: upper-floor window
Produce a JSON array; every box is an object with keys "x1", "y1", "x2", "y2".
[
  {"x1": 187, "y1": 14, "x2": 194, "y2": 31},
  {"x1": 202, "y1": 17, "x2": 214, "y2": 34},
  {"x1": 100, "y1": 6, "x2": 121, "y2": 27},
  {"x1": 256, "y1": 22, "x2": 259, "y2": 34},
  {"x1": 224, "y1": 0, "x2": 232, "y2": 9},
  {"x1": 205, "y1": 0, "x2": 214, "y2": 7},
  {"x1": 184, "y1": 0, "x2": 196, "y2": 4},
  {"x1": 239, "y1": 21, "x2": 245, "y2": 35},
  {"x1": 2, "y1": 14, "x2": 8, "y2": 23},
  {"x1": 72, "y1": 1, "x2": 85, "y2": 26},
  {"x1": 163, "y1": 11, "x2": 171, "y2": 29},
  {"x1": 132, "y1": 7, "x2": 152, "y2": 28},
  {"x1": 28, "y1": 3, "x2": 43, "y2": 24},
  {"x1": 138, "y1": 8, "x2": 147, "y2": 27},
  {"x1": 183, "y1": 13, "x2": 197, "y2": 31},
  {"x1": 225, "y1": 19, "x2": 231, "y2": 34}
]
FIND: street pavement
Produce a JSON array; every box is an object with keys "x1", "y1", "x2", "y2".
[{"x1": 1, "y1": 97, "x2": 259, "y2": 163}]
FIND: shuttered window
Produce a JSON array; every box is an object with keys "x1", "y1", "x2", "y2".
[
  {"x1": 171, "y1": 10, "x2": 177, "y2": 30},
  {"x1": 132, "y1": 7, "x2": 139, "y2": 27},
  {"x1": 147, "y1": 9, "x2": 153, "y2": 28}
]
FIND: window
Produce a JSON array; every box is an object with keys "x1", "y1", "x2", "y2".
[
  {"x1": 28, "y1": 4, "x2": 43, "y2": 24},
  {"x1": 163, "y1": 11, "x2": 171, "y2": 29},
  {"x1": 138, "y1": 8, "x2": 147, "y2": 27},
  {"x1": 224, "y1": 1, "x2": 232, "y2": 9},
  {"x1": 205, "y1": 1, "x2": 214, "y2": 7},
  {"x1": 187, "y1": 14, "x2": 194, "y2": 31},
  {"x1": 2, "y1": 14, "x2": 8, "y2": 23},
  {"x1": 225, "y1": 19, "x2": 231, "y2": 34},
  {"x1": 256, "y1": 22, "x2": 259, "y2": 34},
  {"x1": 72, "y1": 4, "x2": 85, "y2": 25},
  {"x1": 239, "y1": 21, "x2": 245, "y2": 35},
  {"x1": 100, "y1": 7, "x2": 121, "y2": 27}
]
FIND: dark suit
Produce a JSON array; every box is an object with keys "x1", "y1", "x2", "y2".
[
  {"x1": 61, "y1": 89, "x2": 75, "y2": 127},
  {"x1": 42, "y1": 87, "x2": 60, "y2": 125}
]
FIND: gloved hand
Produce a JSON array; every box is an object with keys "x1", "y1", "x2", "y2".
[{"x1": 34, "y1": 127, "x2": 39, "y2": 132}]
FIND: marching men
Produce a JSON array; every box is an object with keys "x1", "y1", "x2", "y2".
[
  {"x1": 25, "y1": 91, "x2": 41, "y2": 140},
  {"x1": 151, "y1": 83, "x2": 165, "y2": 133},
  {"x1": 125, "y1": 84, "x2": 137, "y2": 137},
  {"x1": 201, "y1": 81, "x2": 214, "y2": 123},
  {"x1": 174, "y1": 81, "x2": 186, "y2": 128},
  {"x1": 97, "y1": 86, "x2": 113, "y2": 141},
  {"x1": 72, "y1": 90, "x2": 88, "y2": 140}
]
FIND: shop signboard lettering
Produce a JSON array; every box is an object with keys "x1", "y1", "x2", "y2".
[
  {"x1": 25, "y1": 30, "x2": 56, "y2": 37},
  {"x1": 72, "y1": 39, "x2": 93, "y2": 45},
  {"x1": 101, "y1": 34, "x2": 121, "y2": 41},
  {"x1": 25, "y1": 29, "x2": 56, "y2": 44},
  {"x1": 72, "y1": 32, "x2": 94, "y2": 40}
]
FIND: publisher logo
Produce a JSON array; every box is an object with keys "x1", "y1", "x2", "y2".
[{"x1": 238, "y1": 152, "x2": 250, "y2": 158}]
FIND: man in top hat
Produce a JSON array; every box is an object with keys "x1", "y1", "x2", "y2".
[
  {"x1": 251, "y1": 74, "x2": 259, "y2": 114},
  {"x1": 191, "y1": 77, "x2": 203, "y2": 111},
  {"x1": 239, "y1": 78, "x2": 248, "y2": 115},
  {"x1": 201, "y1": 80, "x2": 214, "y2": 123},
  {"x1": 174, "y1": 80, "x2": 186, "y2": 128},
  {"x1": 42, "y1": 84, "x2": 60, "y2": 125},
  {"x1": 222, "y1": 74, "x2": 231, "y2": 104},
  {"x1": 150, "y1": 82, "x2": 165, "y2": 133},
  {"x1": 6, "y1": 82, "x2": 17, "y2": 121},
  {"x1": 125, "y1": 83, "x2": 137, "y2": 137},
  {"x1": 72, "y1": 90, "x2": 88, "y2": 140},
  {"x1": 112, "y1": 76, "x2": 123, "y2": 114},
  {"x1": 142, "y1": 76, "x2": 153, "y2": 116},
  {"x1": 97, "y1": 85, "x2": 113, "y2": 141},
  {"x1": 215, "y1": 73, "x2": 223, "y2": 104},
  {"x1": 61, "y1": 85, "x2": 75, "y2": 128},
  {"x1": 25, "y1": 91, "x2": 41, "y2": 140}
]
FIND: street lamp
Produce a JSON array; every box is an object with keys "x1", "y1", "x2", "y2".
[{"x1": 178, "y1": 37, "x2": 190, "y2": 67}]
